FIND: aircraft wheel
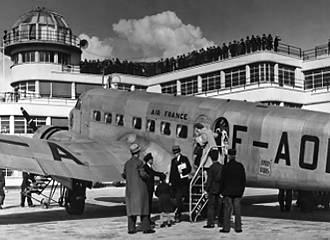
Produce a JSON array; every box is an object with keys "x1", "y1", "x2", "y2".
[{"x1": 65, "y1": 180, "x2": 86, "y2": 215}]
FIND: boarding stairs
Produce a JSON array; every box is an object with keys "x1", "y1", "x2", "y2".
[
  {"x1": 189, "y1": 146, "x2": 223, "y2": 222},
  {"x1": 26, "y1": 175, "x2": 65, "y2": 208}
]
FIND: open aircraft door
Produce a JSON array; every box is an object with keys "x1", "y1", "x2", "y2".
[{"x1": 213, "y1": 117, "x2": 230, "y2": 164}]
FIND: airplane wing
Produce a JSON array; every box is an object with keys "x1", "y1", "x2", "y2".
[{"x1": 0, "y1": 134, "x2": 130, "y2": 183}]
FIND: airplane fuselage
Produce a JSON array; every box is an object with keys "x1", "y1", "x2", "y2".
[{"x1": 69, "y1": 88, "x2": 330, "y2": 191}]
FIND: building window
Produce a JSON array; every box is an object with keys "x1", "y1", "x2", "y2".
[
  {"x1": 224, "y1": 66, "x2": 246, "y2": 88},
  {"x1": 161, "y1": 81, "x2": 177, "y2": 95},
  {"x1": 104, "y1": 113, "x2": 112, "y2": 124},
  {"x1": 22, "y1": 51, "x2": 35, "y2": 63},
  {"x1": 304, "y1": 67, "x2": 330, "y2": 90},
  {"x1": 52, "y1": 82, "x2": 71, "y2": 98},
  {"x1": 146, "y1": 119, "x2": 155, "y2": 132},
  {"x1": 93, "y1": 111, "x2": 101, "y2": 121},
  {"x1": 160, "y1": 121, "x2": 171, "y2": 135},
  {"x1": 278, "y1": 64, "x2": 295, "y2": 87},
  {"x1": 176, "y1": 124, "x2": 188, "y2": 138},
  {"x1": 0, "y1": 116, "x2": 10, "y2": 134},
  {"x1": 39, "y1": 51, "x2": 54, "y2": 63},
  {"x1": 201, "y1": 71, "x2": 221, "y2": 92},
  {"x1": 116, "y1": 114, "x2": 124, "y2": 126},
  {"x1": 132, "y1": 117, "x2": 142, "y2": 129},
  {"x1": 14, "y1": 116, "x2": 25, "y2": 134},
  {"x1": 180, "y1": 77, "x2": 198, "y2": 95},
  {"x1": 250, "y1": 62, "x2": 275, "y2": 84}
]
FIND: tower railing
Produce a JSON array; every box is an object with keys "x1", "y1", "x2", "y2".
[{"x1": 3, "y1": 29, "x2": 80, "y2": 48}]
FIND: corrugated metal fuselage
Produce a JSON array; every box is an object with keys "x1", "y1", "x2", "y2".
[{"x1": 72, "y1": 89, "x2": 330, "y2": 191}]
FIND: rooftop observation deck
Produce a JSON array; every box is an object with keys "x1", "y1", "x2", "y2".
[{"x1": 2, "y1": 28, "x2": 81, "y2": 55}]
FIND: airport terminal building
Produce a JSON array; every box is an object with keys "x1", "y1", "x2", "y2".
[{"x1": 2, "y1": 7, "x2": 330, "y2": 184}]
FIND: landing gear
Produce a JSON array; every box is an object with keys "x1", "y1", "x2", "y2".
[{"x1": 64, "y1": 180, "x2": 87, "y2": 215}]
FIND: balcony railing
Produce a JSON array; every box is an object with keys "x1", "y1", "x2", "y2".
[
  {"x1": 277, "y1": 42, "x2": 302, "y2": 58},
  {"x1": 2, "y1": 29, "x2": 81, "y2": 48},
  {"x1": 303, "y1": 44, "x2": 330, "y2": 60}
]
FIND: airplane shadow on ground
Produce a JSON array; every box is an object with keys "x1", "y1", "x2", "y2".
[{"x1": 0, "y1": 195, "x2": 329, "y2": 225}]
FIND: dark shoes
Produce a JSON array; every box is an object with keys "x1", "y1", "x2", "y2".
[
  {"x1": 143, "y1": 229, "x2": 155, "y2": 234},
  {"x1": 128, "y1": 230, "x2": 137, "y2": 234},
  {"x1": 220, "y1": 229, "x2": 230, "y2": 233},
  {"x1": 160, "y1": 223, "x2": 166, "y2": 228},
  {"x1": 203, "y1": 225, "x2": 215, "y2": 228},
  {"x1": 235, "y1": 229, "x2": 242, "y2": 233}
]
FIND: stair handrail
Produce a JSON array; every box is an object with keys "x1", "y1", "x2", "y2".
[{"x1": 189, "y1": 145, "x2": 224, "y2": 221}]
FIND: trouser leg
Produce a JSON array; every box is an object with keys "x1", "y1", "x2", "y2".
[
  {"x1": 20, "y1": 190, "x2": 25, "y2": 206},
  {"x1": 140, "y1": 215, "x2": 151, "y2": 231},
  {"x1": 285, "y1": 190, "x2": 292, "y2": 211},
  {"x1": 278, "y1": 189, "x2": 285, "y2": 211},
  {"x1": 148, "y1": 191, "x2": 153, "y2": 221},
  {"x1": 207, "y1": 193, "x2": 216, "y2": 225},
  {"x1": 223, "y1": 197, "x2": 233, "y2": 231},
  {"x1": 27, "y1": 191, "x2": 33, "y2": 206},
  {"x1": 127, "y1": 215, "x2": 137, "y2": 232},
  {"x1": 218, "y1": 196, "x2": 224, "y2": 226},
  {"x1": 175, "y1": 189, "x2": 184, "y2": 219},
  {"x1": 233, "y1": 197, "x2": 242, "y2": 231}
]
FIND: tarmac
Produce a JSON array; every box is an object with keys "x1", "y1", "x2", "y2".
[{"x1": 0, "y1": 186, "x2": 329, "y2": 240}]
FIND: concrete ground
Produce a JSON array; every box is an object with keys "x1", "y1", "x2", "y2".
[{"x1": 0, "y1": 187, "x2": 329, "y2": 240}]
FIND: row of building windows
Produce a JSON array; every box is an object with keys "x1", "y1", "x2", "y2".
[
  {"x1": 159, "y1": 62, "x2": 299, "y2": 95},
  {"x1": 92, "y1": 110, "x2": 188, "y2": 138},
  {"x1": 0, "y1": 116, "x2": 46, "y2": 134},
  {"x1": 0, "y1": 116, "x2": 68, "y2": 134},
  {"x1": 12, "y1": 51, "x2": 70, "y2": 65},
  {"x1": 304, "y1": 67, "x2": 330, "y2": 90}
]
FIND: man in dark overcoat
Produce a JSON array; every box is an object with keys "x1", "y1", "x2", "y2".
[
  {"x1": 122, "y1": 143, "x2": 155, "y2": 234},
  {"x1": 203, "y1": 149, "x2": 223, "y2": 228},
  {"x1": 169, "y1": 145, "x2": 192, "y2": 222},
  {"x1": 219, "y1": 149, "x2": 246, "y2": 233},
  {"x1": 143, "y1": 152, "x2": 166, "y2": 224}
]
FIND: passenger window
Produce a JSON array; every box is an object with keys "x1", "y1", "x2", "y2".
[
  {"x1": 104, "y1": 113, "x2": 112, "y2": 124},
  {"x1": 176, "y1": 124, "x2": 188, "y2": 138},
  {"x1": 161, "y1": 121, "x2": 171, "y2": 135},
  {"x1": 146, "y1": 119, "x2": 155, "y2": 132},
  {"x1": 93, "y1": 110, "x2": 101, "y2": 121},
  {"x1": 116, "y1": 114, "x2": 124, "y2": 126},
  {"x1": 132, "y1": 117, "x2": 142, "y2": 129}
]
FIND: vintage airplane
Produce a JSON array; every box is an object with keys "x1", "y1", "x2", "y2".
[{"x1": 0, "y1": 88, "x2": 329, "y2": 214}]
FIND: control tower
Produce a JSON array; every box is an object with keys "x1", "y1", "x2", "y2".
[{"x1": 2, "y1": 6, "x2": 89, "y2": 99}]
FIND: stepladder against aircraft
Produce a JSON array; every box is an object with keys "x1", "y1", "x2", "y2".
[{"x1": 0, "y1": 88, "x2": 329, "y2": 214}]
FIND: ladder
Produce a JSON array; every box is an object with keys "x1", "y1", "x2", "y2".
[
  {"x1": 189, "y1": 145, "x2": 224, "y2": 222},
  {"x1": 26, "y1": 175, "x2": 65, "y2": 208}
]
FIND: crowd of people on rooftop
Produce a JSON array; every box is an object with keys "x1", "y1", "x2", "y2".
[{"x1": 80, "y1": 34, "x2": 281, "y2": 77}]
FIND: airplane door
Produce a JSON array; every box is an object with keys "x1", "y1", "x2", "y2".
[{"x1": 213, "y1": 117, "x2": 230, "y2": 164}]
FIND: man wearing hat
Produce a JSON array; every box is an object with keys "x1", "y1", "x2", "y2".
[
  {"x1": 169, "y1": 145, "x2": 192, "y2": 222},
  {"x1": 219, "y1": 148, "x2": 246, "y2": 233},
  {"x1": 122, "y1": 143, "x2": 155, "y2": 234},
  {"x1": 143, "y1": 152, "x2": 166, "y2": 224}
]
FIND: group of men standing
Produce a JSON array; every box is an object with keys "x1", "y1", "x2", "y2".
[{"x1": 122, "y1": 131, "x2": 246, "y2": 234}]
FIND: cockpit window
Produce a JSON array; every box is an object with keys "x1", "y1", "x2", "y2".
[{"x1": 75, "y1": 98, "x2": 82, "y2": 110}]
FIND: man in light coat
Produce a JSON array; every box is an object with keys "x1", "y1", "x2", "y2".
[{"x1": 122, "y1": 143, "x2": 155, "y2": 234}]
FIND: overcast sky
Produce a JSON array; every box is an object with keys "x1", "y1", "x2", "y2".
[{"x1": 1, "y1": 0, "x2": 330, "y2": 89}]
